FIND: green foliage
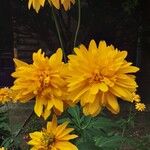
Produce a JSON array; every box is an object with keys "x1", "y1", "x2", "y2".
[
  {"x1": 0, "y1": 106, "x2": 21, "y2": 149},
  {"x1": 0, "y1": 106, "x2": 11, "y2": 149},
  {"x1": 63, "y1": 105, "x2": 150, "y2": 150}
]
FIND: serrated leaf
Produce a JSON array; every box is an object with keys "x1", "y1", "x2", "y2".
[
  {"x1": 67, "y1": 105, "x2": 80, "y2": 119},
  {"x1": 57, "y1": 117, "x2": 71, "y2": 124},
  {"x1": 92, "y1": 117, "x2": 117, "y2": 130},
  {"x1": 77, "y1": 142, "x2": 100, "y2": 150},
  {"x1": 95, "y1": 135, "x2": 126, "y2": 150}
]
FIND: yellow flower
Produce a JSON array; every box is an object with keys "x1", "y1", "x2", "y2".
[
  {"x1": 67, "y1": 40, "x2": 139, "y2": 116},
  {"x1": 28, "y1": 0, "x2": 75, "y2": 13},
  {"x1": 132, "y1": 92, "x2": 141, "y2": 103},
  {"x1": 28, "y1": 0, "x2": 45, "y2": 13},
  {"x1": 0, "y1": 87, "x2": 11, "y2": 104},
  {"x1": 28, "y1": 115, "x2": 78, "y2": 150},
  {"x1": 48, "y1": 0, "x2": 75, "y2": 11},
  {"x1": 11, "y1": 49, "x2": 70, "y2": 119},
  {"x1": 135, "y1": 103, "x2": 146, "y2": 111}
]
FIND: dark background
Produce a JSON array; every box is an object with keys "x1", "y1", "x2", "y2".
[{"x1": 0, "y1": 0, "x2": 149, "y2": 103}]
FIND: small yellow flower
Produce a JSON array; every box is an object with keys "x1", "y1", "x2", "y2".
[
  {"x1": 132, "y1": 92, "x2": 141, "y2": 103},
  {"x1": 48, "y1": 0, "x2": 75, "y2": 11},
  {"x1": 0, "y1": 87, "x2": 11, "y2": 104},
  {"x1": 28, "y1": 0, "x2": 45, "y2": 13},
  {"x1": 28, "y1": 115, "x2": 78, "y2": 150},
  {"x1": 135, "y1": 103, "x2": 146, "y2": 111},
  {"x1": 67, "y1": 40, "x2": 139, "y2": 117},
  {"x1": 11, "y1": 49, "x2": 72, "y2": 119}
]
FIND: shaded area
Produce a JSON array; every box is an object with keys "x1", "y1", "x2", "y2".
[{"x1": 0, "y1": 0, "x2": 14, "y2": 87}]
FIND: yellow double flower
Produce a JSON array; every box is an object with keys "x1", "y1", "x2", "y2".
[{"x1": 28, "y1": 0, "x2": 75, "y2": 13}]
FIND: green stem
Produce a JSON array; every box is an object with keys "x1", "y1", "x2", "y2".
[
  {"x1": 52, "y1": 7, "x2": 67, "y2": 62},
  {"x1": 67, "y1": 111, "x2": 81, "y2": 130},
  {"x1": 15, "y1": 111, "x2": 34, "y2": 137},
  {"x1": 73, "y1": 0, "x2": 81, "y2": 48},
  {"x1": 82, "y1": 117, "x2": 92, "y2": 130},
  {"x1": 120, "y1": 105, "x2": 133, "y2": 150}
]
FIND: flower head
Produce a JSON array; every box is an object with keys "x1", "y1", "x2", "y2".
[
  {"x1": 28, "y1": 0, "x2": 75, "y2": 13},
  {"x1": 48, "y1": 0, "x2": 75, "y2": 11},
  {"x1": 28, "y1": 0, "x2": 45, "y2": 13},
  {"x1": 67, "y1": 40, "x2": 139, "y2": 116},
  {"x1": 135, "y1": 103, "x2": 146, "y2": 111},
  {"x1": 11, "y1": 49, "x2": 71, "y2": 119},
  {"x1": 0, "y1": 87, "x2": 11, "y2": 104},
  {"x1": 28, "y1": 115, "x2": 78, "y2": 150},
  {"x1": 132, "y1": 92, "x2": 141, "y2": 103}
]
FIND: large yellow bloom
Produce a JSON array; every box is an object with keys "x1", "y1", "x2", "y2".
[
  {"x1": 28, "y1": 115, "x2": 78, "y2": 150},
  {"x1": 28, "y1": 0, "x2": 45, "y2": 13},
  {"x1": 48, "y1": 0, "x2": 75, "y2": 11},
  {"x1": 0, "y1": 87, "x2": 11, "y2": 104},
  {"x1": 67, "y1": 40, "x2": 139, "y2": 116},
  {"x1": 11, "y1": 49, "x2": 70, "y2": 119}
]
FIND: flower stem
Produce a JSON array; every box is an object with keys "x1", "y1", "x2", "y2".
[
  {"x1": 73, "y1": 0, "x2": 81, "y2": 48},
  {"x1": 52, "y1": 7, "x2": 67, "y2": 62},
  {"x1": 15, "y1": 111, "x2": 34, "y2": 137}
]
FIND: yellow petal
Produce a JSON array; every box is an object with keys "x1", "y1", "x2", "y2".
[
  {"x1": 80, "y1": 91, "x2": 96, "y2": 105},
  {"x1": 28, "y1": 0, "x2": 33, "y2": 9},
  {"x1": 83, "y1": 98, "x2": 101, "y2": 116},
  {"x1": 42, "y1": 109, "x2": 51, "y2": 120},
  {"x1": 51, "y1": 115, "x2": 58, "y2": 129},
  {"x1": 119, "y1": 66, "x2": 139, "y2": 73},
  {"x1": 98, "y1": 41, "x2": 107, "y2": 50},
  {"x1": 106, "y1": 93, "x2": 120, "y2": 114},
  {"x1": 89, "y1": 40, "x2": 97, "y2": 52},
  {"x1": 56, "y1": 128, "x2": 74, "y2": 139},
  {"x1": 110, "y1": 85, "x2": 132, "y2": 101},
  {"x1": 99, "y1": 82, "x2": 108, "y2": 92},
  {"x1": 49, "y1": 48, "x2": 62, "y2": 66},
  {"x1": 53, "y1": 98, "x2": 63, "y2": 112},
  {"x1": 90, "y1": 82, "x2": 108, "y2": 94},
  {"x1": 59, "y1": 134, "x2": 78, "y2": 140},
  {"x1": 34, "y1": 96, "x2": 43, "y2": 117},
  {"x1": 55, "y1": 121, "x2": 69, "y2": 137},
  {"x1": 55, "y1": 141, "x2": 78, "y2": 150},
  {"x1": 13, "y1": 58, "x2": 28, "y2": 67},
  {"x1": 49, "y1": 0, "x2": 60, "y2": 9}
]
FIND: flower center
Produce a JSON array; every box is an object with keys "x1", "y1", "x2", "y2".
[
  {"x1": 42, "y1": 132, "x2": 55, "y2": 148},
  {"x1": 39, "y1": 70, "x2": 51, "y2": 87},
  {"x1": 89, "y1": 69, "x2": 104, "y2": 83}
]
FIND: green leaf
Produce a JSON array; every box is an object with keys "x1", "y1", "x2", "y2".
[
  {"x1": 92, "y1": 117, "x2": 117, "y2": 130},
  {"x1": 57, "y1": 117, "x2": 71, "y2": 124},
  {"x1": 95, "y1": 135, "x2": 126, "y2": 150},
  {"x1": 67, "y1": 105, "x2": 81, "y2": 127},
  {"x1": 77, "y1": 142, "x2": 100, "y2": 150},
  {"x1": 1, "y1": 137, "x2": 14, "y2": 148},
  {"x1": 80, "y1": 116, "x2": 92, "y2": 128},
  {"x1": 67, "y1": 105, "x2": 80, "y2": 119}
]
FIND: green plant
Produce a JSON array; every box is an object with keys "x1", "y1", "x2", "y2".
[{"x1": 57, "y1": 105, "x2": 137, "y2": 150}]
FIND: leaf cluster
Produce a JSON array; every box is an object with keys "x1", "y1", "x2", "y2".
[
  {"x1": 0, "y1": 106, "x2": 21, "y2": 150},
  {"x1": 59, "y1": 105, "x2": 149, "y2": 150}
]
